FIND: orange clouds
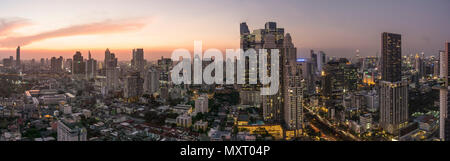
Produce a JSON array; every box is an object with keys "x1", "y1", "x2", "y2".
[
  {"x1": 0, "y1": 17, "x2": 31, "y2": 36},
  {"x1": 0, "y1": 18, "x2": 148, "y2": 48}
]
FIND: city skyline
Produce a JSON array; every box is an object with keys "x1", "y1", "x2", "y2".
[
  {"x1": 1, "y1": 1, "x2": 450, "y2": 144},
  {"x1": 1, "y1": 0, "x2": 450, "y2": 61}
]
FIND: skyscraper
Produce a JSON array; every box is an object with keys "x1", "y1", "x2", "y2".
[
  {"x1": 72, "y1": 51, "x2": 86, "y2": 78},
  {"x1": 104, "y1": 48, "x2": 111, "y2": 69},
  {"x1": 414, "y1": 53, "x2": 426, "y2": 80},
  {"x1": 51, "y1": 56, "x2": 63, "y2": 73},
  {"x1": 381, "y1": 32, "x2": 402, "y2": 82},
  {"x1": 240, "y1": 22, "x2": 250, "y2": 35},
  {"x1": 86, "y1": 51, "x2": 97, "y2": 80},
  {"x1": 104, "y1": 48, "x2": 119, "y2": 95},
  {"x1": 379, "y1": 32, "x2": 408, "y2": 134},
  {"x1": 239, "y1": 22, "x2": 286, "y2": 115},
  {"x1": 441, "y1": 42, "x2": 450, "y2": 141},
  {"x1": 317, "y1": 51, "x2": 326, "y2": 75},
  {"x1": 131, "y1": 48, "x2": 146, "y2": 73},
  {"x1": 322, "y1": 59, "x2": 348, "y2": 99},
  {"x1": 124, "y1": 72, "x2": 144, "y2": 100},
  {"x1": 240, "y1": 22, "x2": 301, "y2": 125},
  {"x1": 310, "y1": 50, "x2": 318, "y2": 75},
  {"x1": 283, "y1": 35, "x2": 304, "y2": 134},
  {"x1": 16, "y1": 46, "x2": 20, "y2": 68},
  {"x1": 143, "y1": 67, "x2": 160, "y2": 94},
  {"x1": 379, "y1": 81, "x2": 409, "y2": 134},
  {"x1": 2, "y1": 57, "x2": 13, "y2": 68}
]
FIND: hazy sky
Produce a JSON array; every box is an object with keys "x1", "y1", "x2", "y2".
[{"x1": 0, "y1": 0, "x2": 449, "y2": 60}]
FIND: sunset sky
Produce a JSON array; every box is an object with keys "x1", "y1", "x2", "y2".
[{"x1": 0, "y1": 0, "x2": 449, "y2": 60}]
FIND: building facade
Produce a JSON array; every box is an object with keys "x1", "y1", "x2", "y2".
[
  {"x1": 379, "y1": 32, "x2": 409, "y2": 134},
  {"x1": 57, "y1": 120, "x2": 87, "y2": 141}
]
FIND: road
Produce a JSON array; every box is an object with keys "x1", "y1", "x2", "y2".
[{"x1": 304, "y1": 106, "x2": 361, "y2": 141}]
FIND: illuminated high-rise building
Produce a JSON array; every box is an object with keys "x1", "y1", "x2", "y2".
[
  {"x1": 379, "y1": 32, "x2": 408, "y2": 134},
  {"x1": 381, "y1": 32, "x2": 402, "y2": 82},
  {"x1": 240, "y1": 22, "x2": 301, "y2": 125},
  {"x1": 317, "y1": 51, "x2": 326, "y2": 75},
  {"x1": 283, "y1": 35, "x2": 304, "y2": 134},
  {"x1": 441, "y1": 42, "x2": 450, "y2": 141},
  {"x1": 239, "y1": 22, "x2": 286, "y2": 112}
]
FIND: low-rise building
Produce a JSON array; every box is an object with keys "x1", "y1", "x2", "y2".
[{"x1": 176, "y1": 114, "x2": 192, "y2": 128}]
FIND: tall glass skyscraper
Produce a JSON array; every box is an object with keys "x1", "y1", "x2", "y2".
[
  {"x1": 381, "y1": 32, "x2": 402, "y2": 82},
  {"x1": 379, "y1": 32, "x2": 409, "y2": 134}
]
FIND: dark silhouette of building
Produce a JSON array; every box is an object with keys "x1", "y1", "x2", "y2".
[
  {"x1": 381, "y1": 32, "x2": 402, "y2": 82},
  {"x1": 16, "y1": 46, "x2": 20, "y2": 67}
]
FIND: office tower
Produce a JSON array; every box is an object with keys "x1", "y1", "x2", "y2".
[
  {"x1": 72, "y1": 51, "x2": 86, "y2": 78},
  {"x1": 2, "y1": 58, "x2": 12, "y2": 68},
  {"x1": 104, "y1": 67, "x2": 119, "y2": 95},
  {"x1": 131, "y1": 48, "x2": 146, "y2": 73},
  {"x1": 344, "y1": 64, "x2": 358, "y2": 92},
  {"x1": 57, "y1": 120, "x2": 87, "y2": 141},
  {"x1": 353, "y1": 49, "x2": 361, "y2": 64},
  {"x1": 433, "y1": 55, "x2": 440, "y2": 78},
  {"x1": 104, "y1": 48, "x2": 111, "y2": 69},
  {"x1": 261, "y1": 26, "x2": 285, "y2": 123},
  {"x1": 65, "y1": 58, "x2": 72, "y2": 71},
  {"x1": 440, "y1": 51, "x2": 446, "y2": 79},
  {"x1": 310, "y1": 50, "x2": 318, "y2": 75},
  {"x1": 379, "y1": 32, "x2": 408, "y2": 134},
  {"x1": 157, "y1": 56, "x2": 173, "y2": 88},
  {"x1": 3, "y1": 56, "x2": 14, "y2": 68},
  {"x1": 381, "y1": 32, "x2": 402, "y2": 82},
  {"x1": 239, "y1": 22, "x2": 300, "y2": 124},
  {"x1": 283, "y1": 35, "x2": 304, "y2": 134},
  {"x1": 40, "y1": 58, "x2": 45, "y2": 67},
  {"x1": 379, "y1": 81, "x2": 409, "y2": 134},
  {"x1": 239, "y1": 22, "x2": 285, "y2": 113},
  {"x1": 104, "y1": 49, "x2": 119, "y2": 94},
  {"x1": 296, "y1": 58, "x2": 313, "y2": 94},
  {"x1": 317, "y1": 51, "x2": 326, "y2": 75},
  {"x1": 86, "y1": 51, "x2": 97, "y2": 80},
  {"x1": 439, "y1": 49, "x2": 447, "y2": 140},
  {"x1": 50, "y1": 57, "x2": 56, "y2": 71},
  {"x1": 441, "y1": 42, "x2": 450, "y2": 141},
  {"x1": 322, "y1": 59, "x2": 348, "y2": 99},
  {"x1": 143, "y1": 67, "x2": 160, "y2": 94},
  {"x1": 239, "y1": 22, "x2": 260, "y2": 107},
  {"x1": 51, "y1": 56, "x2": 63, "y2": 73},
  {"x1": 195, "y1": 94, "x2": 209, "y2": 114},
  {"x1": 260, "y1": 33, "x2": 280, "y2": 122},
  {"x1": 124, "y1": 72, "x2": 144, "y2": 100},
  {"x1": 415, "y1": 53, "x2": 424, "y2": 79},
  {"x1": 240, "y1": 22, "x2": 250, "y2": 35},
  {"x1": 16, "y1": 46, "x2": 20, "y2": 67}
]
